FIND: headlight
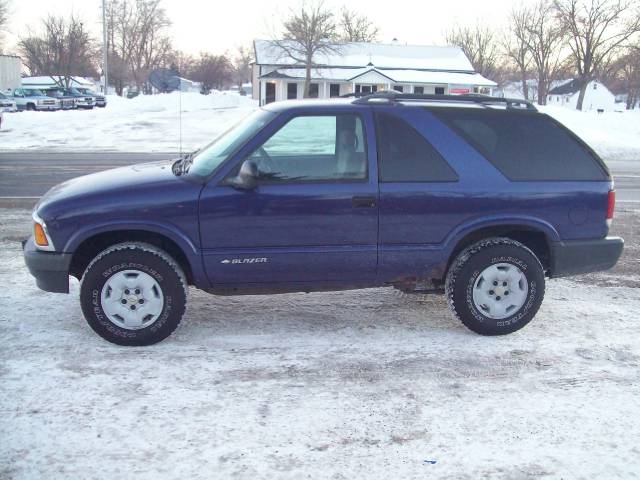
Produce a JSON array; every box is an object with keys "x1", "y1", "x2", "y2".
[{"x1": 33, "y1": 212, "x2": 55, "y2": 251}]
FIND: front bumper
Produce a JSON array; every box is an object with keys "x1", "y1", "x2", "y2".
[
  {"x1": 550, "y1": 236, "x2": 624, "y2": 278},
  {"x1": 23, "y1": 236, "x2": 72, "y2": 293},
  {"x1": 36, "y1": 104, "x2": 61, "y2": 111}
]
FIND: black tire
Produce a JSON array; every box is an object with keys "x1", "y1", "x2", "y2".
[
  {"x1": 80, "y1": 242, "x2": 187, "y2": 346},
  {"x1": 26, "y1": 103, "x2": 35, "y2": 111},
  {"x1": 445, "y1": 237, "x2": 545, "y2": 335}
]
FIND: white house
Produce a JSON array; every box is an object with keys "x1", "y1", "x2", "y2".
[
  {"x1": 547, "y1": 79, "x2": 616, "y2": 111},
  {"x1": 252, "y1": 40, "x2": 496, "y2": 105}
]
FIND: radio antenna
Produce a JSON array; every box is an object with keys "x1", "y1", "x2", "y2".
[{"x1": 148, "y1": 68, "x2": 182, "y2": 155}]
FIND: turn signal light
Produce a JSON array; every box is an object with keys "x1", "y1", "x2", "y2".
[{"x1": 34, "y1": 222, "x2": 49, "y2": 246}]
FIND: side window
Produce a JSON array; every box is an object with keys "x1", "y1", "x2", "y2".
[
  {"x1": 247, "y1": 114, "x2": 367, "y2": 182},
  {"x1": 434, "y1": 110, "x2": 608, "y2": 181},
  {"x1": 375, "y1": 112, "x2": 458, "y2": 182}
]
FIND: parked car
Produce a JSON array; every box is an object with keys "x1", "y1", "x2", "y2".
[
  {"x1": 10, "y1": 88, "x2": 61, "y2": 111},
  {"x1": 127, "y1": 89, "x2": 140, "y2": 99},
  {"x1": 0, "y1": 91, "x2": 17, "y2": 112},
  {"x1": 63, "y1": 88, "x2": 96, "y2": 109},
  {"x1": 23, "y1": 92, "x2": 624, "y2": 346},
  {"x1": 44, "y1": 88, "x2": 76, "y2": 110},
  {"x1": 77, "y1": 87, "x2": 107, "y2": 107}
]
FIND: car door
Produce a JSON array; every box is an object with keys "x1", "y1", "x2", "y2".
[{"x1": 199, "y1": 109, "x2": 379, "y2": 286}]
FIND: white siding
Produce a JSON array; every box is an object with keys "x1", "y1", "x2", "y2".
[{"x1": 0, "y1": 56, "x2": 22, "y2": 91}]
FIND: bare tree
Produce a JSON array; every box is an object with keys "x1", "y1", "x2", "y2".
[
  {"x1": 272, "y1": 0, "x2": 338, "y2": 98},
  {"x1": 0, "y1": 0, "x2": 9, "y2": 51},
  {"x1": 613, "y1": 44, "x2": 640, "y2": 108},
  {"x1": 106, "y1": 0, "x2": 173, "y2": 95},
  {"x1": 520, "y1": 0, "x2": 567, "y2": 105},
  {"x1": 555, "y1": 0, "x2": 640, "y2": 110},
  {"x1": 168, "y1": 50, "x2": 196, "y2": 78},
  {"x1": 445, "y1": 22, "x2": 499, "y2": 79},
  {"x1": 232, "y1": 45, "x2": 253, "y2": 89},
  {"x1": 19, "y1": 14, "x2": 98, "y2": 85},
  {"x1": 502, "y1": 5, "x2": 533, "y2": 100},
  {"x1": 191, "y1": 53, "x2": 233, "y2": 93},
  {"x1": 338, "y1": 8, "x2": 379, "y2": 42}
]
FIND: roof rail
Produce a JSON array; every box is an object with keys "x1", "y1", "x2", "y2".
[{"x1": 350, "y1": 91, "x2": 538, "y2": 111}]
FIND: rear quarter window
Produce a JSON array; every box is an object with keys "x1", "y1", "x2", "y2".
[
  {"x1": 375, "y1": 112, "x2": 458, "y2": 182},
  {"x1": 432, "y1": 109, "x2": 608, "y2": 181}
]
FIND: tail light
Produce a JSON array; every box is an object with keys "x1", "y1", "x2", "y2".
[{"x1": 606, "y1": 189, "x2": 615, "y2": 228}]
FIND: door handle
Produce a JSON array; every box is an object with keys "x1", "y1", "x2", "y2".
[{"x1": 352, "y1": 196, "x2": 376, "y2": 208}]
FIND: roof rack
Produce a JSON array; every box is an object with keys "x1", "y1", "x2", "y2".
[{"x1": 349, "y1": 91, "x2": 538, "y2": 111}]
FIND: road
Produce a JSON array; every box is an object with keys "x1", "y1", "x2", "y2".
[{"x1": 0, "y1": 151, "x2": 638, "y2": 202}]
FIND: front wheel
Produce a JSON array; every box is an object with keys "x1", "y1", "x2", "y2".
[
  {"x1": 445, "y1": 237, "x2": 545, "y2": 335},
  {"x1": 80, "y1": 242, "x2": 187, "y2": 346}
]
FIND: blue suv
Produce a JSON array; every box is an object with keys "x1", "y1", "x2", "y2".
[{"x1": 23, "y1": 93, "x2": 624, "y2": 345}]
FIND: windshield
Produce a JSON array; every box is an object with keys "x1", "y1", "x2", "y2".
[
  {"x1": 0, "y1": 92, "x2": 5, "y2": 99},
  {"x1": 67, "y1": 88, "x2": 81, "y2": 95},
  {"x1": 24, "y1": 89, "x2": 45, "y2": 97},
  {"x1": 47, "y1": 90, "x2": 64, "y2": 97},
  {"x1": 188, "y1": 109, "x2": 276, "y2": 178}
]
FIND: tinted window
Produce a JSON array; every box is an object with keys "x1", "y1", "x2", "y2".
[
  {"x1": 309, "y1": 83, "x2": 319, "y2": 98},
  {"x1": 375, "y1": 112, "x2": 458, "y2": 182},
  {"x1": 330, "y1": 84, "x2": 340, "y2": 97},
  {"x1": 246, "y1": 114, "x2": 367, "y2": 182},
  {"x1": 434, "y1": 110, "x2": 607, "y2": 181}
]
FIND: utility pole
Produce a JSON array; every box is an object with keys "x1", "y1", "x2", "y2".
[{"x1": 102, "y1": 0, "x2": 108, "y2": 94}]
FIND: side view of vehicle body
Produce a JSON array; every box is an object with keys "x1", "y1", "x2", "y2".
[
  {"x1": 24, "y1": 93, "x2": 623, "y2": 346},
  {"x1": 10, "y1": 88, "x2": 61, "y2": 111}
]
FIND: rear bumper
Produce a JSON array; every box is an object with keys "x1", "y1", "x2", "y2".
[
  {"x1": 550, "y1": 236, "x2": 624, "y2": 278},
  {"x1": 23, "y1": 236, "x2": 72, "y2": 293}
]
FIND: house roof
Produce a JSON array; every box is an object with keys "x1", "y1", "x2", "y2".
[
  {"x1": 548, "y1": 79, "x2": 582, "y2": 95},
  {"x1": 21, "y1": 76, "x2": 95, "y2": 88},
  {"x1": 260, "y1": 67, "x2": 496, "y2": 87},
  {"x1": 254, "y1": 40, "x2": 475, "y2": 72}
]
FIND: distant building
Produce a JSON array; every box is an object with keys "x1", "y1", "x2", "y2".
[
  {"x1": 177, "y1": 77, "x2": 202, "y2": 93},
  {"x1": 547, "y1": 79, "x2": 616, "y2": 111},
  {"x1": 0, "y1": 55, "x2": 22, "y2": 92},
  {"x1": 252, "y1": 40, "x2": 496, "y2": 105}
]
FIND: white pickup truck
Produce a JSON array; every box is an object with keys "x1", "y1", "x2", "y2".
[{"x1": 10, "y1": 88, "x2": 61, "y2": 111}]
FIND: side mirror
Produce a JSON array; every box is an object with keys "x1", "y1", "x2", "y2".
[{"x1": 227, "y1": 160, "x2": 258, "y2": 190}]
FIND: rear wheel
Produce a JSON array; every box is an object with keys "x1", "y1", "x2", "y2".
[
  {"x1": 445, "y1": 237, "x2": 545, "y2": 335},
  {"x1": 26, "y1": 103, "x2": 35, "y2": 111},
  {"x1": 80, "y1": 242, "x2": 187, "y2": 346}
]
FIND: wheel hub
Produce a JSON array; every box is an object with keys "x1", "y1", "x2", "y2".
[
  {"x1": 100, "y1": 270, "x2": 164, "y2": 330},
  {"x1": 472, "y1": 263, "x2": 528, "y2": 320}
]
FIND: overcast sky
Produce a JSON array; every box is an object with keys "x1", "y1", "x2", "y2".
[{"x1": 3, "y1": 0, "x2": 521, "y2": 55}]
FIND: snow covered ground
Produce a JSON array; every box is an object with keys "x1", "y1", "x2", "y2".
[
  {"x1": 1, "y1": 205, "x2": 639, "y2": 479},
  {"x1": 0, "y1": 92, "x2": 257, "y2": 153},
  {"x1": 1, "y1": 92, "x2": 639, "y2": 163}
]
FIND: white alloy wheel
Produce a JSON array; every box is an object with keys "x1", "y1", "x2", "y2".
[
  {"x1": 471, "y1": 263, "x2": 528, "y2": 319},
  {"x1": 100, "y1": 269, "x2": 164, "y2": 330}
]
